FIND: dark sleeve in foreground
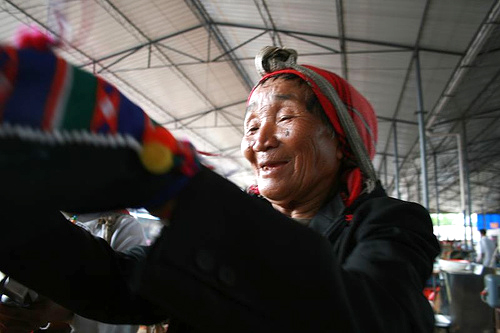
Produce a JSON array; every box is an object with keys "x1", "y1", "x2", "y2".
[
  {"x1": 339, "y1": 196, "x2": 440, "y2": 332},
  {"x1": 133, "y1": 168, "x2": 440, "y2": 332},
  {"x1": 0, "y1": 167, "x2": 439, "y2": 332},
  {"x1": 0, "y1": 210, "x2": 165, "y2": 325}
]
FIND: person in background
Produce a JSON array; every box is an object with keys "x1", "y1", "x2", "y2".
[
  {"x1": 478, "y1": 229, "x2": 496, "y2": 268},
  {"x1": 0, "y1": 47, "x2": 440, "y2": 332},
  {"x1": 0, "y1": 210, "x2": 147, "y2": 333}
]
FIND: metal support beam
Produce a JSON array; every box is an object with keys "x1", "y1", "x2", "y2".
[
  {"x1": 335, "y1": 0, "x2": 348, "y2": 80},
  {"x1": 393, "y1": 123, "x2": 401, "y2": 199},
  {"x1": 162, "y1": 100, "x2": 246, "y2": 126},
  {"x1": 415, "y1": 52, "x2": 429, "y2": 209},
  {"x1": 253, "y1": 0, "x2": 283, "y2": 47},
  {"x1": 462, "y1": 121, "x2": 474, "y2": 249},
  {"x1": 433, "y1": 153, "x2": 441, "y2": 239},
  {"x1": 426, "y1": 0, "x2": 500, "y2": 130},
  {"x1": 187, "y1": 0, "x2": 254, "y2": 90},
  {"x1": 428, "y1": 133, "x2": 467, "y2": 243},
  {"x1": 383, "y1": 156, "x2": 388, "y2": 188},
  {"x1": 407, "y1": 182, "x2": 411, "y2": 202},
  {"x1": 213, "y1": 21, "x2": 463, "y2": 56},
  {"x1": 79, "y1": 25, "x2": 203, "y2": 68},
  {"x1": 377, "y1": 116, "x2": 418, "y2": 126}
]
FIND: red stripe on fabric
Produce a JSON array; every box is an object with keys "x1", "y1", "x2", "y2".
[
  {"x1": 90, "y1": 79, "x2": 106, "y2": 132},
  {"x1": 0, "y1": 47, "x2": 19, "y2": 123},
  {"x1": 91, "y1": 80, "x2": 121, "y2": 134},
  {"x1": 142, "y1": 114, "x2": 154, "y2": 141},
  {"x1": 143, "y1": 116, "x2": 178, "y2": 154},
  {"x1": 108, "y1": 86, "x2": 120, "y2": 133},
  {"x1": 42, "y1": 57, "x2": 67, "y2": 130}
]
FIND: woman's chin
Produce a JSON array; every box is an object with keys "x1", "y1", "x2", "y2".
[{"x1": 257, "y1": 184, "x2": 290, "y2": 203}]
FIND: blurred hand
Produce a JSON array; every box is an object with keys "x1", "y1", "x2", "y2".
[{"x1": 0, "y1": 296, "x2": 73, "y2": 333}]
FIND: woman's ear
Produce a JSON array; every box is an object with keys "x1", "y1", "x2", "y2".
[{"x1": 335, "y1": 141, "x2": 343, "y2": 161}]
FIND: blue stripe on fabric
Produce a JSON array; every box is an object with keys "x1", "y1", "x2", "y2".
[
  {"x1": 3, "y1": 49, "x2": 56, "y2": 127},
  {"x1": 0, "y1": 49, "x2": 11, "y2": 68},
  {"x1": 117, "y1": 91, "x2": 145, "y2": 141},
  {"x1": 95, "y1": 82, "x2": 114, "y2": 134},
  {"x1": 96, "y1": 123, "x2": 111, "y2": 133}
]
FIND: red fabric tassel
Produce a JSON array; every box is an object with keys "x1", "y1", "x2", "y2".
[
  {"x1": 14, "y1": 25, "x2": 57, "y2": 51},
  {"x1": 345, "y1": 168, "x2": 362, "y2": 207}
]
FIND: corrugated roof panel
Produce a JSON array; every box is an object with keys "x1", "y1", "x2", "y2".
[
  {"x1": 421, "y1": 0, "x2": 495, "y2": 53},
  {"x1": 102, "y1": 66, "x2": 211, "y2": 123},
  {"x1": 439, "y1": 64, "x2": 500, "y2": 120},
  {"x1": 388, "y1": 121, "x2": 420, "y2": 156},
  {"x1": 466, "y1": 118, "x2": 500, "y2": 148},
  {"x1": 264, "y1": 0, "x2": 338, "y2": 36},
  {"x1": 201, "y1": 0, "x2": 264, "y2": 26},
  {"x1": 181, "y1": 61, "x2": 249, "y2": 109},
  {"x1": 418, "y1": 52, "x2": 461, "y2": 117},
  {"x1": 114, "y1": 0, "x2": 199, "y2": 39},
  {"x1": 277, "y1": 34, "x2": 340, "y2": 57},
  {"x1": 98, "y1": 47, "x2": 153, "y2": 73},
  {"x1": 0, "y1": 5, "x2": 31, "y2": 42},
  {"x1": 63, "y1": 2, "x2": 143, "y2": 60},
  {"x1": 155, "y1": 28, "x2": 219, "y2": 64},
  {"x1": 396, "y1": 78, "x2": 421, "y2": 122},
  {"x1": 216, "y1": 25, "x2": 273, "y2": 59},
  {"x1": 345, "y1": 0, "x2": 425, "y2": 45},
  {"x1": 375, "y1": 120, "x2": 392, "y2": 150},
  {"x1": 217, "y1": 103, "x2": 247, "y2": 129},
  {"x1": 346, "y1": 50, "x2": 413, "y2": 118},
  {"x1": 1, "y1": 0, "x2": 499, "y2": 212},
  {"x1": 190, "y1": 121, "x2": 243, "y2": 151}
]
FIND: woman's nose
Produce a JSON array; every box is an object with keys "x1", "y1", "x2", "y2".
[{"x1": 253, "y1": 121, "x2": 279, "y2": 151}]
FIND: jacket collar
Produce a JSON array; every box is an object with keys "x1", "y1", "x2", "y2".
[
  {"x1": 307, "y1": 181, "x2": 387, "y2": 237},
  {"x1": 308, "y1": 192, "x2": 345, "y2": 236}
]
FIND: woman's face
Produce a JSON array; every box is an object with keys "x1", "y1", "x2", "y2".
[{"x1": 241, "y1": 77, "x2": 342, "y2": 205}]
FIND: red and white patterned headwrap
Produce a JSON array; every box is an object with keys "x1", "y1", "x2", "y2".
[{"x1": 248, "y1": 47, "x2": 378, "y2": 207}]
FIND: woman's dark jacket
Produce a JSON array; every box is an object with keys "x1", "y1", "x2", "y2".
[{"x1": 0, "y1": 167, "x2": 440, "y2": 332}]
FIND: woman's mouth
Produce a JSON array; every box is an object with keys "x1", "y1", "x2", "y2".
[{"x1": 259, "y1": 161, "x2": 289, "y2": 175}]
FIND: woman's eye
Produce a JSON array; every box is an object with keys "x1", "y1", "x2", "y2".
[
  {"x1": 247, "y1": 126, "x2": 258, "y2": 133},
  {"x1": 279, "y1": 115, "x2": 293, "y2": 122}
]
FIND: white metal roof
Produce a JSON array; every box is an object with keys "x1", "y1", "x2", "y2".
[{"x1": 1, "y1": 0, "x2": 500, "y2": 215}]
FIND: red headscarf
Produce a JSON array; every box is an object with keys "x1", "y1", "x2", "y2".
[{"x1": 247, "y1": 63, "x2": 378, "y2": 207}]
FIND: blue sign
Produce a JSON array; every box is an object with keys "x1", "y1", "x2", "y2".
[{"x1": 477, "y1": 214, "x2": 500, "y2": 230}]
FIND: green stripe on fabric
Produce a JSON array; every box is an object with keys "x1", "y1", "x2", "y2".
[{"x1": 60, "y1": 67, "x2": 97, "y2": 130}]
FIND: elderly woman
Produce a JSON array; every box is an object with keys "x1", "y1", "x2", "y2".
[{"x1": 0, "y1": 45, "x2": 439, "y2": 332}]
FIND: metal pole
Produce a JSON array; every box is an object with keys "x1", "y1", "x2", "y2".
[
  {"x1": 461, "y1": 120, "x2": 474, "y2": 250},
  {"x1": 433, "y1": 152, "x2": 441, "y2": 240},
  {"x1": 455, "y1": 133, "x2": 467, "y2": 249},
  {"x1": 393, "y1": 123, "x2": 401, "y2": 199},
  {"x1": 417, "y1": 172, "x2": 421, "y2": 204},
  {"x1": 414, "y1": 52, "x2": 429, "y2": 209},
  {"x1": 384, "y1": 156, "x2": 388, "y2": 189},
  {"x1": 335, "y1": 0, "x2": 348, "y2": 80},
  {"x1": 427, "y1": 132, "x2": 468, "y2": 246},
  {"x1": 407, "y1": 182, "x2": 411, "y2": 202}
]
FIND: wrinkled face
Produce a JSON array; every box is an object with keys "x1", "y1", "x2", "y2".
[{"x1": 241, "y1": 77, "x2": 343, "y2": 204}]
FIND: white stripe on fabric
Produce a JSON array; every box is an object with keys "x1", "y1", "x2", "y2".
[{"x1": 51, "y1": 62, "x2": 73, "y2": 130}]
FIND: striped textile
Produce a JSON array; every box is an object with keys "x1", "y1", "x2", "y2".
[{"x1": 0, "y1": 42, "x2": 199, "y2": 217}]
